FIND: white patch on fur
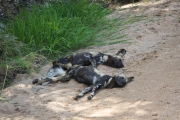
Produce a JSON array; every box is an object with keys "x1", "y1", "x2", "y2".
[
  {"x1": 106, "y1": 53, "x2": 123, "y2": 59},
  {"x1": 107, "y1": 78, "x2": 112, "y2": 86},
  {"x1": 117, "y1": 55, "x2": 123, "y2": 59},
  {"x1": 51, "y1": 73, "x2": 64, "y2": 80},
  {"x1": 84, "y1": 54, "x2": 91, "y2": 58},
  {"x1": 47, "y1": 67, "x2": 66, "y2": 78},
  {"x1": 93, "y1": 76, "x2": 97, "y2": 85},
  {"x1": 42, "y1": 81, "x2": 50, "y2": 86},
  {"x1": 90, "y1": 52, "x2": 99, "y2": 57},
  {"x1": 66, "y1": 63, "x2": 72, "y2": 69},
  {"x1": 103, "y1": 78, "x2": 112, "y2": 87},
  {"x1": 94, "y1": 69, "x2": 104, "y2": 76},
  {"x1": 115, "y1": 70, "x2": 128, "y2": 82},
  {"x1": 99, "y1": 56, "x2": 103, "y2": 62},
  {"x1": 78, "y1": 93, "x2": 84, "y2": 97},
  {"x1": 119, "y1": 69, "x2": 125, "y2": 78},
  {"x1": 103, "y1": 81, "x2": 107, "y2": 86},
  {"x1": 38, "y1": 78, "x2": 43, "y2": 81},
  {"x1": 103, "y1": 55, "x2": 108, "y2": 62},
  {"x1": 119, "y1": 53, "x2": 124, "y2": 57}
]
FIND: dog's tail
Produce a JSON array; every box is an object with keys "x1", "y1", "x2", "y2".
[{"x1": 116, "y1": 49, "x2": 126, "y2": 57}]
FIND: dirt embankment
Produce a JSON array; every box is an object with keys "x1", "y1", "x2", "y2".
[{"x1": 1, "y1": 0, "x2": 180, "y2": 120}]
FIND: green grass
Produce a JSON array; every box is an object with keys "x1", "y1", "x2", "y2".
[
  {"x1": 5, "y1": 1, "x2": 145, "y2": 58},
  {"x1": 5, "y1": 0, "x2": 110, "y2": 58}
]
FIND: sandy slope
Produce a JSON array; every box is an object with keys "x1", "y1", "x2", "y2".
[{"x1": 1, "y1": 0, "x2": 180, "y2": 119}]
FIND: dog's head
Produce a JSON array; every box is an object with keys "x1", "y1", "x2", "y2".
[
  {"x1": 102, "y1": 49, "x2": 126, "y2": 68},
  {"x1": 113, "y1": 76, "x2": 127, "y2": 87},
  {"x1": 113, "y1": 69, "x2": 134, "y2": 87},
  {"x1": 111, "y1": 56, "x2": 124, "y2": 68},
  {"x1": 47, "y1": 61, "x2": 66, "y2": 78},
  {"x1": 57, "y1": 57, "x2": 72, "y2": 70},
  {"x1": 112, "y1": 49, "x2": 126, "y2": 68}
]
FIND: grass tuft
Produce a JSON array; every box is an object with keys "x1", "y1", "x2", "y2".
[{"x1": 6, "y1": 0, "x2": 109, "y2": 58}]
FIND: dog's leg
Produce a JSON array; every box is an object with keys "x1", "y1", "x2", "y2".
[
  {"x1": 74, "y1": 86, "x2": 93, "y2": 100},
  {"x1": 33, "y1": 72, "x2": 73, "y2": 85},
  {"x1": 37, "y1": 78, "x2": 53, "y2": 85},
  {"x1": 57, "y1": 74, "x2": 72, "y2": 82},
  {"x1": 87, "y1": 84, "x2": 101, "y2": 100},
  {"x1": 42, "y1": 81, "x2": 51, "y2": 86},
  {"x1": 32, "y1": 77, "x2": 46, "y2": 84},
  {"x1": 49, "y1": 67, "x2": 79, "y2": 83}
]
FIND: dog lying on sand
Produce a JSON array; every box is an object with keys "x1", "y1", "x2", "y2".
[
  {"x1": 33, "y1": 62, "x2": 134, "y2": 100},
  {"x1": 56, "y1": 49, "x2": 126, "y2": 70},
  {"x1": 32, "y1": 49, "x2": 126, "y2": 85}
]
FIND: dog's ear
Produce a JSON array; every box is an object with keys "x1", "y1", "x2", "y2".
[
  {"x1": 58, "y1": 58, "x2": 69, "y2": 64},
  {"x1": 52, "y1": 61, "x2": 58, "y2": 67},
  {"x1": 116, "y1": 49, "x2": 126, "y2": 57},
  {"x1": 127, "y1": 77, "x2": 134, "y2": 83},
  {"x1": 52, "y1": 61, "x2": 56, "y2": 65}
]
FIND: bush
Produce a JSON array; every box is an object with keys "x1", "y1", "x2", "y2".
[
  {"x1": 6, "y1": 0, "x2": 109, "y2": 58},
  {"x1": 0, "y1": 34, "x2": 24, "y2": 60}
]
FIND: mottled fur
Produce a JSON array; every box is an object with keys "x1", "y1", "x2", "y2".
[
  {"x1": 55, "y1": 49, "x2": 126, "y2": 70},
  {"x1": 32, "y1": 49, "x2": 126, "y2": 85},
  {"x1": 33, "y1": 63, "x2": 134, "y2": 100}
]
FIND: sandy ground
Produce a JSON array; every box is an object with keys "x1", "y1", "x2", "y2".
[{"x1": 1, "y1": 0, "x2": 180, "y2": 119}]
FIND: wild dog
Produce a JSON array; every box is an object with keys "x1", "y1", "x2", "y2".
[
  {"x1": 32, "y1": 61, "x2": 67, "y2": 85},
  {"x1": 55, "y1": 48, "x2": 126, "y2": 70},
  {"x1": 32, "y1": 49, "x2": 126, "y2": 85},
  {"x1": 33, "y1": 63, "x2": 134, "y2": 100}
]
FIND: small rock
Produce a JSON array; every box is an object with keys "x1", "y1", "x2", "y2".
[
  {"x1": 136, "y1": 35, "x2": 142, "y2": 39},
  {"x1": 167, "y1": 102, "x2": 170, "y2": 104},
  {"x1": 152, "y1": 113, "x2": 158, "y2": 116}
]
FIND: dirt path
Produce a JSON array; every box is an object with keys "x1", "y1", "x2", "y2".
[{"x1": 1, "y1": 0, "x2": 180, "y2": 120}]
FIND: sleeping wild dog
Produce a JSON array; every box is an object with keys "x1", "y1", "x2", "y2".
[
  {"x1": 32, "y1": 49, "x2": 126, "y2": 85},
  {"x1": 33, "y1": 63, "x2": 134, "y2": 100},
  {"x1": 54, "y1": 48, "x2": 126, "y2": 70}
]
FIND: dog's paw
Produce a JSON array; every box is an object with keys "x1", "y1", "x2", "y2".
[
  {"x1": 87, "y1": 96, "x2": 92, "y2": 100},
  {"x1": 74, "y1": 96, "x2": 79, "y2": 101}
]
